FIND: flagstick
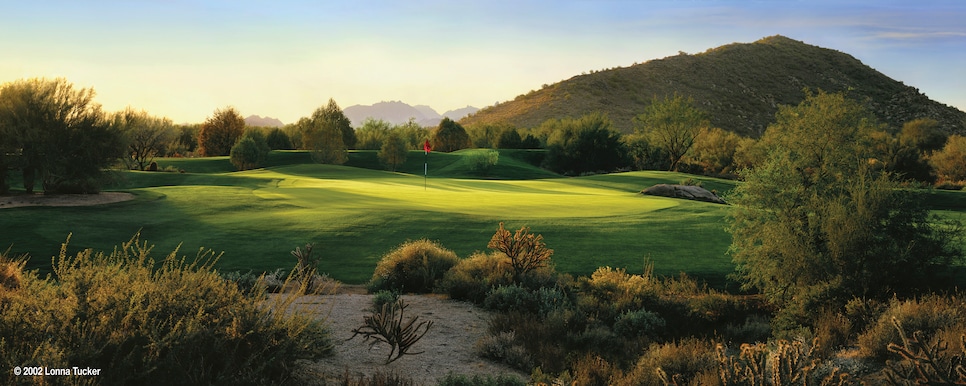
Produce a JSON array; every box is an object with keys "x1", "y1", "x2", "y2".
[{"x1": 424, "y1": 150, "x2": 428, "y2": 191}]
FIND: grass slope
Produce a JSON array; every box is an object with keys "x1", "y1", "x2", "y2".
[
  {"x1": 461, "y1": 35, "x2": 966, "y2": 137},
  {"x1": 1, "y1": 152, "x2": 738, "y2": 287}
]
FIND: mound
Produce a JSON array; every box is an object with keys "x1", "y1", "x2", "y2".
[{"x1": 641, "y1": 184, "x2": 726, "y2": 204}]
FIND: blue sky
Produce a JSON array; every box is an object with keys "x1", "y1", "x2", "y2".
[{"x1": 1, "y1": 0, "x2": 964, "y2": 124}]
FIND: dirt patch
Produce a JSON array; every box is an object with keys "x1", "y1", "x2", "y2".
[
  {"x1": 276, "y1": 287, "x2": 526, "y2": 385},
  {"x1": 0, "y1": 192, "x2": 134, "y2": 209}
]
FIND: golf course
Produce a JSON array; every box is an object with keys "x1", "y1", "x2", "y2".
[{"x1": 2, "y1": 149, "x2": 746, "y2": 287}]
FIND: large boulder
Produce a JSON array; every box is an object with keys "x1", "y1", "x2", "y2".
[{"x1": 641, "y1": 184, "x2": 727, "y2": 204}]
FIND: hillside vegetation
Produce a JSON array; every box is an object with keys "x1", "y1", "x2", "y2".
[{"x1": 461, "y1": 35, "x2": 966, "y2": 137}]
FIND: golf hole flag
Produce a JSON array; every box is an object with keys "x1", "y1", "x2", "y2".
[{"x1": 423, "y1": 140, "x2": 431, "y2": 190}]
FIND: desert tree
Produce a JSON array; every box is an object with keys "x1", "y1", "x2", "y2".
[
  {"x1": 683, "y1": 127, "x2": 744, "y2": 174},
  {"x1": 0, "y1": 77, "x2": 123, "y2": 193},
  {"x1": 487, "y1": 222, "x2": 554, "y2": 281},
  {"x1": 111, "y1": 108, "x2": 175, "y2": 170},
  {"x1": 634, "y1": 94, "x2": 708, "y2": 171},
  {"x1": 542, "y1": 112, "x2": 625, "y2": 175},
  {"x1": 198, "y1": 107, "x2": 245, "y2": 156},
  {"x1": 377, "y1": 130, "x2": 408, "y2": 172},
  {"x1": 432, "y1": 117, "x2": 471, "y2": 152},
  {"x1": 930, "y1": 134, "x2": 966, "y2": 182},
  {"x1": 728, "y1": 90, "x2": 962, "y2": 329},
  {"x1": 299, "y1": 99, "x2": 351, "y2": 164}
]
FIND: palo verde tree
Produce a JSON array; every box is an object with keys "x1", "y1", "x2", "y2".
[
  {"x1": 0, "y1": 77, "x2": 123, "y2": 194},
  {"x1": 727, "y1": 90, "x2": 962, "y2": 329},
  {"x1": 198, "y1": 107, "x2": 245, "y2": 156},
  {"x1": 542, "y1": 112, "x2": 625, "y2": 175},
  {"x1": 431, "y1": 117, "x2": 471, "y2": 152},
  {"x1": 111, "y1": 108, "x2": 175, "y2": 170},
  {"x1": 634, "y1": 94, "x2": 708, "y2": 171},
  {"x1": 299, "y1": 99, "x2": 352, "y2": 164}
]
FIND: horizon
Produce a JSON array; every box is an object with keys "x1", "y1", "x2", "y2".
[{"x1": 2, "y1": 1, "x2": 964, "y2": 125}]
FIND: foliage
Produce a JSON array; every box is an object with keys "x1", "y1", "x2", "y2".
[
  {"x1": 685, "y1": 126, "x2": 745, "y2": 174},
  {"x1": 337, "y1": 370, "x2": 418, "y2": 386},
  {"x1": 931, "y1": 134, "x2": 966, "y2": 182},
  {"x1": 171, "y1": 124, "x2": 200, "y2": 155},
  {"x1": 198, "y1": 106, "x2": 245, "y2": 156},
  {"x1": 0, "y1": 77, "x2": 124, "y2": 194},
  {"x1": 436, "y1": 373, "x2": 526, "y2": 386},
  {"x1": 439, "y1": 251, "x2": 515, "y2": 304},
  {"x1": 350, "y1": 298, "x2": 433, "y2": 364},
  {"x1": 885, "y1": 319, "x2": 966, "y2": 386},
  {"x1": 635, "y1": 94, "x2": 709, "y2": 171},
  {"x1": 378, "y1": 130, "x2": 408, "y2": 172},
  {"x1": 622, "y1": 133, "x2": 671, "y2": 170},
  {"x1": 299, "y1": 98, "x2": 352, "y2": 164},
  {"x1": 727, "y1": 90, "x2": 963, "y2": 328},
  {"x1": 541, "y1": 112, "x2": 626, "y2": 175},
  {"x1": 357, "y1": 118, "x2": 394, "y2": 150},
  {"x1": 290, "y1": 243, "x2": 321, "y2": 293},
  {"x1": 111, "y1": 107, "x2": 175, "y2": 170},
  {"x1": 470, "y1": 149, "x2": 499, "y2": 176},
  {"x1": 496, "y1": 127, "x2": 524, "y2": 149},
  {"x1": 716, "y1": 339, "x2": 859, "y2": 386},
  {"x1": 266, "y1": 127, "x2": 293, "y2": 150},
  {"x1": 432, "y1": 117, "x2": 472, "y2": 152},
  {"x1": 367, "y1": 239, "x2": 459, "y2": 294},
  {"x1": 487, "y1": 223, "x2": 554, "y2": 281},
  {"x1": 372, "y1": 289, "x2": 400, "y2": 311},
  {"x1": 857, "y1": 294, "x2": 966, "y2": 360},
  {"x1": 0, "y1": 235, "x2": 331, "y2": 386},
  {"x1": 229, "y1": 130, "x2": 271, "y2": 171}
]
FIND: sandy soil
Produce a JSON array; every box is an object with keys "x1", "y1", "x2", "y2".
[
  {"x1": 0, "y1": 192, "x2": 135, "y2": 209},
  {"x1": 277, "y1": 286, "x2": 527, "y2": 385}
]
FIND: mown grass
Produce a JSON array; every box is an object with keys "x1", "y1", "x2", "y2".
[{"x1": 5, "y1": 150, "x2": 959, "y2": 288}]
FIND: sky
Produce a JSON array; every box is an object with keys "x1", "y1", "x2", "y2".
[{"x1": 1, "y1": 0, "x2": 964, "y2": 125}]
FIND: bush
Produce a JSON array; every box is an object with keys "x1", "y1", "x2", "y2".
[
  {"x1": 0, "y1": 235, "x2": 331, "y2": 386},
  {"x1": 368, "y1": 239, "x2": 459, "y2": 294},
  {"x1": 614, "y1": 309, "x2": 666, "y2": 339},
  {"x1": 437, "y1": 373, "x2": 526, "y2": 386},
  {"x1": 440, "y1": 251, "x2": 514, "y2": 303},
  {"x1": 484, "y1": 284, "x2": 537, "y2": 313},
  {"x1": 372, "y1": 289, "x2": 400, "y2": 311},
  {"x1": 623, "y1": 338, "x2": 718, "y2": 386},
  {"x1": 857, "y1": 294, "x2": 966, "y2": 360}
]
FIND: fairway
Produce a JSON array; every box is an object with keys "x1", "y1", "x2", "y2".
[{"x1": 2, "y1": 152, "x2": 738, "y2": 287}]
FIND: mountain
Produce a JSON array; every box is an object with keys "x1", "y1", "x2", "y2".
[
  {"x1": 244, "y1": 115, "x2": 284, "y2": 128},
  {"x1": 344, "y1": 101, "x2": 479, "y2": 127},
  {"x1": 461, "y1": 35, "x2": 966, "y2": 137}
]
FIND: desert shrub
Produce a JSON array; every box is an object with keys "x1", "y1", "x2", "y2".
[
  {"x1": 884, "y1": 318, "x2": 966, "y2": 386},
  {"x1": 857, "y1": 294, "x2": 966, "y2": 360},
  {"x1": 439, "y1": 251, "x2": 514, "y2": 303},
  {"x1": 614, "y1": 308, "x2": 666, "y2": 339},
  {"x1": 722, "y1": 315, "x2": 773, "y2": 345},
  {"x1": 623, "y1": 338, "x2": 719, "y2": 386},
  {"x1": 569, "y1": 355, "x2": 625, "y2": 386},
  {"x1": 350, "y1": 298, "x2": 433, "y2": 364},
  {"x1": 475, "y1": 331, "x2": 534, "y2": 371},
  {"x1": 487, "y1": 223, "x2": 554, "y2": 281},
  {"x1": 485, "y1": 310, "x2": 579, "y2": 373},
  {"x1": 576, "y1": 266, "x2": 658, "y2": 324},
  {"x1": 337, "y1": 369, "x2": 418, "y2": 386},
  {"x1": 372, "y1": 289, "x2": 400, "y2": 311},
  {"x1": 221, "y1": 269, "x2": 267, "y2": 295},
  {"x1": 437, "y1": 373, "x2": 526, "y2": 386},
  {"x1": 484, "y1": 284, "x2": 537, "y2": 313},
  {"x1": 367, "y1": 239, "x2": 459, "y2": 294},
  {"x1": 0, "y1": 235, "x2": 331, "y2": 386}
]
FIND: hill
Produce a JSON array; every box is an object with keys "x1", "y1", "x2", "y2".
[
  {"x1": 244, "y1": 115, "x2": 284, "y2": 127},
  {"x1": 461, "y1": 35, "x2": 966, "y2": 137},
  {"x1": 344, "y1": 101, "x2": 479, "y2": 127}
]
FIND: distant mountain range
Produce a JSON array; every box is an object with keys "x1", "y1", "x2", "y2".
[
  {"x1": 460, "y1": 35, "x2": 966, "y2": 137},
  {"x1": 244, "y1": 115, "x2": 284, "y2": 128},
  {"x1": 343, "y1": 101, "x2": 479, "y2": 127}
]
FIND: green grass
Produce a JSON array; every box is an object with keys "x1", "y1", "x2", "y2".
[{"x1": 10, "y1": 151, "x2": 961, "y2": 289}]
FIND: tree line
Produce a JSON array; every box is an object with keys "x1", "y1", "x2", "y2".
[{"x1": 3, "y1": 77, "x2": 965, "y2": 195}]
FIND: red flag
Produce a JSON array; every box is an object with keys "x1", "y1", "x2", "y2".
[{"x1": 423, "y1": 140, "x2": 432, "y2": 154}]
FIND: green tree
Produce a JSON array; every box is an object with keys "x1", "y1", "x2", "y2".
[
  {"x1": 356, "y1": 118, "x2": 393, "y2": 150},
  {"x1": 728, "y1": 91, "x2": 961, "y2": 328},
  {"x1": 684, "y1": 127, "x2": 744, "y2": 174},
  {"x1": 378, "y1": 131, "x2": 408, "y2": 172},
  {"x1": 542, "y1": 112, "x2": 625, "y2": 175},
  {"x1": 395, "y1": 118, "x2": 431, "y2": 150},
  {"x1": 299, "y1": 99, "x2": 351, "y2": 164},
  {"x1": 496, "y1": 128, "x2": 524, "y2": 149},
  {"x1": 0, "y1": 78, "x2": 123, "y2": 194},
  {"x1": 930, "y1": 134, "x2": 966, "y2": 182},
  {"x1": 171, "y1": 124, "x2": 200, "y2": 156},
  {"x1": 198, "y1": 107, "x2": 245, "y2": 156},
  {"x1": 634, "y1": 95, "x2": 708, "y2": 171},
  {"x1": 432, "y1": 117, "x2": 471, "y2": 152},
  {"x1": 265, "y1": 127, "x2": 293, "y2": 150},
  {"x1": 229, "y1": 130, "x2": 270, "y2": 171},
  {"x1": 111, "y1": 108, "x2": 174, "y2": 171},
  {"x1": 621, "y1": 133, "x2": 669, "y2": 170}
]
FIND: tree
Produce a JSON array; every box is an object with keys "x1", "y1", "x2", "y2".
[
  {"x1": 496, "y1": 128, "x2": 523, "y2": 149},
  {"x1": 634, "y1": 95, "x2": 708, "y2": 171},
  {"x1": 622, "y1": 133, "x2": 669, "y2": 170},
  {"x1": 356, "y1": 118, "x2": 393, "y2": 150},
  {"x1": 378, "y1": 131, "x2": 408, "y2": 172},
  {"x1": 265, "y1": 127, "x2": 293, "y2": 150},
  {"x1": 728, "y1": 91, "x2": 961, "y2": 328},
  {"x1": 930, "y1": 134, "x2": 966, "y2": 182},
  {"x1": 0, "y1": 78, "x2": 123, "y2": 194},
  {"x1": 198, "y1": 107, "x2": 245, "y2": 156},
  {"x1": 111, "y1": 108, "x2": 174, "y2": 170},
  {"x1": 299, "y1": 99, "x2": 352, "y2": 165},
  {"x1": 432, "y1": 117, "x2": 471, "y2": 152},
  {"x1": 684, "y1": 127, "x2": 744, "y2": 174},
  {"x1": 230, "y1": 130, "x2": 270, "y2": 171},
  {"x1": 395, "y1": 118, "x2": 431, "y2": 150},
  {"x1": 542, "y1": 112, "x2": 625, "y2": 175},
  {"x1": 487, "y1": 223, "x2": 554, "y2": 281}
]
